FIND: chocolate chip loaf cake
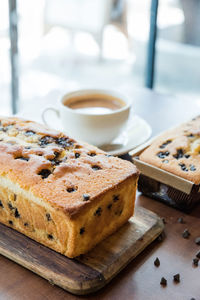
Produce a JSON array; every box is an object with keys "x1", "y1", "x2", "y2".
[
  {"x1": 140, "y1": 116, "x2": 200, "y2": 184},
  {"x1": 0, "y1": 117, "x2": 138, "y2": 258}
]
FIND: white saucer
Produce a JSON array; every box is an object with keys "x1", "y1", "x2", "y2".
[{"x1": 99, "y1": 115, "x2": 152, "y2": 156}]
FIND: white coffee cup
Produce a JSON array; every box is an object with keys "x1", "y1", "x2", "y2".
[{"x1": 42, "y1": 89, "x2": 131, "y2": 147}]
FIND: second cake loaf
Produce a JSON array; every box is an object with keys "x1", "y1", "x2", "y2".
[{"x1": 140, "y1": 116, "x2": 200, "y2": 184}]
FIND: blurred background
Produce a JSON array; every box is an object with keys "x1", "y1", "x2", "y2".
[{"x1": 1, "y1": 0, "x2": 200, "y2": 115}]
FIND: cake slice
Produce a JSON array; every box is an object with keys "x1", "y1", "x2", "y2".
[{"x1": 0, "y1": 117, "x2": 138, "y2": 258}]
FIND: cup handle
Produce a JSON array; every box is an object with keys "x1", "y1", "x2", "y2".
[{"x1": 42, "y1": 107, "x2": 60, "y2": 126}]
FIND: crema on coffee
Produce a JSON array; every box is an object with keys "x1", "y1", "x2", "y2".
[{"x1": 63, "y1": 93, "x2": 126, "y2": 115}]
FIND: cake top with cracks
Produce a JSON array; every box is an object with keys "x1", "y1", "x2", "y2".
[{"x1": 0, "y1": 117, "x2": 138, "y2": 217}]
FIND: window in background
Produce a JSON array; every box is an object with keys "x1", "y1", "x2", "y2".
[
  {"x1": 0, "y1": 0, "x2": 10, "y2": 115},
  {"x1": 1, "y1": 0, "x2": 200, "y2": 115}
]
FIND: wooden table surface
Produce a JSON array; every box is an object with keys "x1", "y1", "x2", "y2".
[{"x1": 1, "y1": 88, "x2": 200, "y2": 300}]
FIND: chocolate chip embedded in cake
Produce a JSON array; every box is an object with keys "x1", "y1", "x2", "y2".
[
  {"x1": 82, "y1": 194, "x2": 90, "y2": 201},
  {"x1": 38, "y1": 169, "x2": 52, "y2": 179},
  {"x1": 94, "y1": 207, "x2": 102, "y2": 217},
  {"x1": 46, "y1": 213, "x2": 51, "y2": 221},
  {"x1": 173, "y1": 149, "x2": 184, "y2": 159},
  {"x1": 159, "y1": 140, "x2": 172, "y2": 149},
  {"x1": 79, "y1": 227, "x2": 85, "y2": 235},
  {"x1": 14, "y1": 208, "x2": 20, "y2": 218},
  {"x1": 179, "y1": 163, "x2": 188, "y2": 172},
  {"x1": 157, "y1": 151, "x2": 170, "y2": 159}
]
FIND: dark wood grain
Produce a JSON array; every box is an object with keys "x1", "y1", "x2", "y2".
[
  {"x1": 0, "y1": 207, "x2": 163, "y2": 295},
  {"x1": 1, "y1": 88, "x2": 200, "y2": 299}
]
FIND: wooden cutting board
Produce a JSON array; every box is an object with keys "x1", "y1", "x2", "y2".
[{"x1": 0, "y1": 206, "x2": 164, "y2": 295}]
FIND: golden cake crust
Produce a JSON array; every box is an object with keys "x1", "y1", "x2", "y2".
[
  {"x1": 0, "y1": 117, "x2": 138, "y2": 217},
  {"x1": 0, "y1": 116, "x2": 139, "y2": 257},
  {"x1": 139, "y1": 116, "x2": 200, "y2": 184}
]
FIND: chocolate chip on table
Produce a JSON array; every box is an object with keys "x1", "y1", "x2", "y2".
[
  {"x1": 182, "y1": 229, "x2": 190, "y2": 239},
  {"x1": 94, "y1": 207, "x2": 102, "y2": 216},
  {"x1": 193, "y1": 258, "x2": 199, "y2": 266},
  {"x1": 14, "y1": 208, "x2": 20, "y2": 218},
  {"x1": 82, "y1": 194, "x2": 90, "y2": 201},
  {"x1": 196, "y1": 251, "x2": 200, "y2": 259},
  {"x1": 154, "y1": 257, "x2": 160, "y2": 267},
  {"x1": 177, "y1": 217, "x2": 185, "y2": 224},
  {"x1": 160, "y1": 277, "x2": 167, "y2": 286},
  {"x1": 179, "y1": 163, "x2": 188, "y2": 172},
  {"x1": 80, "y1": 227, "x2": 85, "y2": 235},
  {"x1": 157, "y1": 232, "x2": 165, "y2": 242},
  {"x1": 38, "y1": 169, "x2": 51, "y2": 179},
  {"x1": 159, "y1": 140, "x2": 172, "y2": 149},
  {"x1": 157, "y1": 151, "x2": 170, "y2": 159},
  {"x1": 0, "y1": 200, "x2": 3, "y2": 208},
  {"x1": 195, "y1": 237, "x2": 200, "y2": 245},
  {"x1": 173, "y1": 273, "x2": 180, "y2": 283},
  {"x1": 173, "y1": 149, "x2": 184, "y2": 159},
  {"x1": 190, "y1": 298, "x2": 196, "y2": 300}
]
